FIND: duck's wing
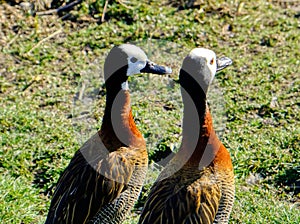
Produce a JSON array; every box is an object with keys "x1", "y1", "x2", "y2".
[
  {"x1": 139, "y1": 171, "x2": 221, "y2": 224},
  {"x1": 45, "y1": 133, "x2": 134, "y2": 224}
]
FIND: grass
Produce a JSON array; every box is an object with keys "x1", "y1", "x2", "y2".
[{"x1": 0, "y1": 0, "x2": 299, "y2": 223}]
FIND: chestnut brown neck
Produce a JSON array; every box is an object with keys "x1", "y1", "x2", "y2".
[
  {"x1": 179, "y1": 76, "x2": 220, "y2": 167},
  {"x1": 100, "y1": 89, "x2": 144, "y2": 151}
]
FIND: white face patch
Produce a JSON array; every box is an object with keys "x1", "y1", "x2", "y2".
[
  {"x1": 190, "y1": 48, "x2": 217, "y2": 84},
  {"x1": 126, "y1": 56, "x2": 147, "y2": 76},
  {"x1": 121, "y1": 81, "x2": 129, "y2": 90}
]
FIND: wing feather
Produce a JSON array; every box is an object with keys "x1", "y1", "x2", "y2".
[
  {"x1": 45, "y1": 133, "x2": 135, "y2": 224},
  {"x1": 139, "y1": 170, "x2": 221, "y2": 224}
]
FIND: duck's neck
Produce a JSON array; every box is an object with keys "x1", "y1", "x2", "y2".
[
  {"x1": 180, "y1": 86, "x2": 209, "y2": 144},
  {"x1": 100, "y1": 87, "x2": 144, "y2": 150},
  {"x1": 179, "y1": 80, "x2": 219, "y2": 167}
]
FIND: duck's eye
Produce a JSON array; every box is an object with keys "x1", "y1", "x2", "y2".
[
  {"x1": 130, "y1": 57, "x2": 138, "y2": 63},
  {"x1": 210, "y1": 58, "x2": 214, "y2": 65}
]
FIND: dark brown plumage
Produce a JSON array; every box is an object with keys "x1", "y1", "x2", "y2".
[
  {"x1": 45, "y1": 44, "x2": 172, "y2": 224},
  {"x1": 138, "y1": 48, "x2": 234, "y2": 224}
]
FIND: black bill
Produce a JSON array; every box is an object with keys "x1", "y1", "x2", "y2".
[
  {"x1": 216, "y1": 56, "x2": 232, "y2": 72},
  {"x1": 140, "y1": 60, "x2": 172, "y2": 74}
]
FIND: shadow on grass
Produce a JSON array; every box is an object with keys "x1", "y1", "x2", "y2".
[
  {"x1": 274, "y1": 166, "x2": 300, "y2": 199},
  {"x1": 30, "y1": 151, "x2": 63, "y2": 196}
]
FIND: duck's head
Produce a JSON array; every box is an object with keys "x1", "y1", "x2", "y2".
[
  {"x1": 179, "y1": 48, "x2": 232, "y2": 94},
  {"x1": 104, "y1": 44, "x2": 172, "y2": 90}
]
